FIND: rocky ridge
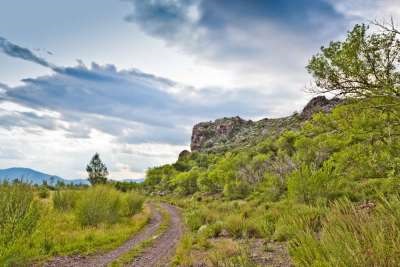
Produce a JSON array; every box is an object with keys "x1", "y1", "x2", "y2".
[{"x1": 190, "y1": 96, "x2": 341, "y2": 152}]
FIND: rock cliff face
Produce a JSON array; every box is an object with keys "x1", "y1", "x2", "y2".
[
  {"x1": 190, "y1": 96, "x2": 341, "y2": 152},
  {"x1": 300, "y1": 96, "x2": 341, "y2": 120}
]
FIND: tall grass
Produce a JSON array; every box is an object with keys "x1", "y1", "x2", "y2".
[
  {"x1": 289, "y1": 197, "x2": 400, "y2": 266},
  {"x1": 38, "y1": 187, "x2": 50, "y2": 199},
  {"x1": 0, "y1": 183, "x2": 40, "y2": 265},
  {"x1": 53, "y1": 190, "x2": 78, "y2": 211},
  {"x1": 122, "y1": 191, "x2": 145, "y2": 217},
  {"x1": 0, "y1": 184, "x2": 149, "y2": 265},
  {"x1": 75, "y1": 185, "x2": 121, "y2": 226}
]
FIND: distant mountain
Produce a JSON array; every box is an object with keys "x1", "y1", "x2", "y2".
[
  {"x1": 67, "y1": 178, "x2": 90, "y2": 185},
  {"x1": 0, "y1": 167, "x2": 89, "y2": 185},
  {"x1": 119, "y1": 178, "x2": 145, "y2": 183},
  {"x1": 0, "y1": 167, "x2": 144, "y2": 185}
]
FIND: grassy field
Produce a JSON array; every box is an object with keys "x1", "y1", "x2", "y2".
[{"x1": 0, "y1": 184, "x2": 148, "y2": 266}]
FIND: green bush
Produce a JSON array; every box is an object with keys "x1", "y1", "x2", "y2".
[
  {"x1": 224, "y1": 214, "x2": 246, "y2": 238},
  {"x1": 185, "y1": 209, "x2": 207, "y2": 232},
  {"x1": 197, "y1": 174, "x2": 221, "y2": 194},
  {"x1": 38, "y1": 188, "x2": 50, "y2": 199},
  {"x1": 245, "y1": 217, "x2": 266, "y2": 238},
  {"x1": 123, "y1": 191, "x2": 145, "y2": 217},
  {"x1": 287, "y1": 162, "x2": 339, "y2": 204},
  {"x1": 53, "y1": 190, "x2": 78, "y2": 212},
  {"x1": 75, "y1": 186, "x2": 121, "y2": 226},
  {"x1": 223, "y1": 180, "x2": 251, "y2": 200},
  {"x1": 172, "y1": 168, "x2": 200, "y2": 195}
]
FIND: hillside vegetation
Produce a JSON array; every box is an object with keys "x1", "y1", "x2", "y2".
[{"x1": 143, "y1": 22, "x2": 400, "y2": 266}]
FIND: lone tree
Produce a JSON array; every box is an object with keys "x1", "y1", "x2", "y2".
[
  {"x1": 86, "y1": 153, "x2": 108, "y2": 185},
  {"x1": 307, "y1": 21, "x2": 400, "y2": 103}
]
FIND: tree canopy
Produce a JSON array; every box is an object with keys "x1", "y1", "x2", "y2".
[
  {"x1": 86, "y1": 153, "x2": 108, "y2": 185},
  {"x1": 307, "y1": 22, "x2": 400, "y2": 102}
]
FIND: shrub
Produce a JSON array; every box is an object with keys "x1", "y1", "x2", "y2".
[
  {"x1": 223, "y1": 180, "x2": 251, "y2": 200},
  {"x1": 75, "y1": 186, "x2": 121, "y2": 226},
  {"x1": 287, "y1": 162, "x2": 339, "y2": 204},
  {"x1": 173, "y1": 169, "x2": 199, "y2": 195},
  {"x1": 53, "y1": 190, "x2": 78, "y2": 212},
  {"x1": 208, "y1": 239, "x2": 256, "y2": 267},
  {"x1": 38, "y1": 188, "x2": 50, "y2": 199},
  {"x1": 197, "y1": 174, "x2": 221, "y2": 194},
  {"x1": 224, "y1": 214, "x2": 246, "y2": 238},
  {"x1": 185, "y1": 208, "x2": 208, "y2": 232},
  {"x1": 123, "y1": 191, "x2": 145, "y2": 217},
  {"x1": 245, "y1": 217, "x2": 266, "y2": 238},
  {"x1": 208, "y1": 221, "x2": 224, "y2": 238}
]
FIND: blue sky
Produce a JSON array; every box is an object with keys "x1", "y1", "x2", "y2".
[{"x1": 0, "y1": 0, "x2": 399, "y2": 179}]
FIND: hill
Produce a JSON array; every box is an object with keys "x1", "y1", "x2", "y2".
[
  {"x1": 190, "y1": 96, "x2": 341, "y2": 152},
  {"x1": 0, "y1": 167, "x2": 144, "y2": 185},
  {"x1": 0, "y1": 167, "x2": 89, "y2": 185}
]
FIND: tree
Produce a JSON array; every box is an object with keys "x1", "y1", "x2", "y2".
[
  {"x1": 307, "y1": 22, "x2": 400, "y2": 102},
  {"x1": 86, "y1": 153, "x2": 108, "y2": 185}
]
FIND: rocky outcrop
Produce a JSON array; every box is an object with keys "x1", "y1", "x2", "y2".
[
  {"x1": 190, "y1": 115, "x2": 300, "y2": 152},
  {"x1": 190, "y1": 96, "x2": 342, "y2": 152},
  {"x1": 191, "y1": 116, "x2": 251, "y2": 151},
  {"x1": 178, "y1": 150, "x2": 191, "y2": 161},
  {"x1": 300, "y1": 96, "x2": 342, "y2": 120}
]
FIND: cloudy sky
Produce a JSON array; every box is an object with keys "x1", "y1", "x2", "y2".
[{"x1": 0, "y1": 0, "x2": 399, "y2": 179}]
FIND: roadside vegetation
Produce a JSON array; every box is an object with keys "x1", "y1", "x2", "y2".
[
  {"x1": 143, "y1": 21, "x2": 400, "y2": 266},
  {"x1": 0, "y1": 156, "x2": 146, "y2": 266}
]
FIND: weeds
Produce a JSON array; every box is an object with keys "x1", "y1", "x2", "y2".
[
  {"x1": 0, "y1": 183, "x2": 40, "y2": 265},
  {"x1": 290, "y1": 197, "x2": 400, "y2": 266},
  {"x1": 53, "y1": 190, "x2": 78, "y2": 211},
  {"x1": 75, "y1": 186, "x2": 121, "y2": 226}
]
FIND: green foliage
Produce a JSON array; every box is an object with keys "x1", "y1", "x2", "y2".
[
  {"x1": 287, "y1": 162, "x2": 340, "y2": 204},
  {"x1": 38, "y1": 187, "x2": 50, "y2": 199},
  {"x1": 290, "y1": 197, "x2": 400, "y2": 266},
  {"x1": 113, "y1": 181, "x2": 142, "y2": 192},
  {"x1": 75, "y1": 186, "x2": 121, "y2": 226},
  {"x1": 122, "y1": 191, "x2": 145, "y2": 217},
  {"x1": 53, "y1": 190, "x2": 78, "y2": 211},
  {"x1": 224, "y1": 214, "x2": 247, "y2": 238},
  {"x1": 207, "y1": 244, "x2": 256, "y2": 267},
  {"x1": 172, "y1": 168, "x2": 200, "y2": 195},
  {"x1": 145, "y1": 164, "x2": 177, "y2": 192},
  {"x1": 86, "y1": 153, "x2": 108, "y2": 185},
  {"x1": 223, "y1": 180, "x2": 251, "y2": 200},
  {"x1": 0, "y1": 184, "x2": 40, "y2": 265},
  {"x1": 0, "y1": 183, "x2": 150, "y2": 265},
  {"x1": 185, "y1": 209, "x2": 207, "y2": 232},
  {"x1": 197, "y1": 173, "x2": 221, "y2": 193},
  {"x1": 307, "y1": 23, "x2": 400, "y2": 101}
]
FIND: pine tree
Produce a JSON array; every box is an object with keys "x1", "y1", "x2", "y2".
[{"x1": 86, "y1": 153, "x2": 108, "y2": 185}]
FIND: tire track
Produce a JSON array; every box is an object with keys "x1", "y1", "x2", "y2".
[
  {"x1": 130, "y1": 203, "x2": 183, "y2": 267},
  {"x1": 43, "y1": 204, "x2": 162, "y2": 267}
]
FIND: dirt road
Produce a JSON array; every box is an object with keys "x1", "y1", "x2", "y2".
[
  {"x1": 130, "y1": 203, "x2": 183, "y2": 267},
  {"x1": 43, "y1": 203, "x2": 183, "y2": 267}
]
